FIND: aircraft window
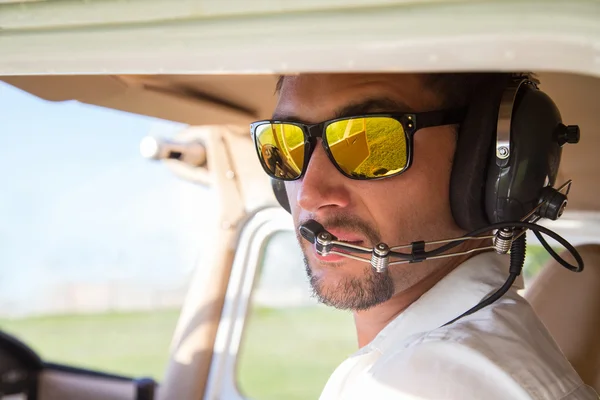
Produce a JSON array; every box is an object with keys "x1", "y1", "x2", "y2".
[
  {"x1": 523, "y1": 244, "x2": 555, "y2": 286},
  {"x1": 0, "y1": 82, "x2": 215, "y2": 380},
  {"x1": 235, "y1": 230, "x2": 356, "y2": 400},
  {"x1": 231, "y1": 231, "x2": 551, "y2": 399},
  {"x1": 0, "y1": 80, "x2": 557, "y2": 393}
]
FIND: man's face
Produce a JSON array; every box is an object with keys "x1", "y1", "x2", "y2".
[{"x1": 274, "y1": 74, "x2": 466, "y2": 310}]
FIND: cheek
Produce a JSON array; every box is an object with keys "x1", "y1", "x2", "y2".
[
  {"x1": 365, "y1": 130, "x2": 457, "y2": 239},
  {"x1": 408, "y1": 130, "x2": 457, "y2": 225},
  {"x1": 415, "y1": 130, "x2": 456, "y2": 204}
]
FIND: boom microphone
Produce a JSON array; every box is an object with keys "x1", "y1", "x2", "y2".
[{"x1": 298, "y1": 181, "x2": 583, "y2": 324}]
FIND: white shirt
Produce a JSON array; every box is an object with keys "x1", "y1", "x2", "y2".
[{"x1": 320, "y1": 252, "x2": 599, "y2": 400}]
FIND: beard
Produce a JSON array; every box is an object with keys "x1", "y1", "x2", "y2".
[
  {"x1": 303, "y1": 256, "x2": 395, "y2": 310},
  {"x1": 298, "y1": 214, "x2": 395, "y2": 311}
]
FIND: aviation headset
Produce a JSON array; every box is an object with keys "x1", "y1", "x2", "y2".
[{"x1": 270, "y1": 73, "x2": 580, "y2": 231}]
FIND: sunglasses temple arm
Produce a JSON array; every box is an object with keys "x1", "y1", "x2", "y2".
[{"x1": 416, "y1": 108, "x2": 467, "y2": 129}]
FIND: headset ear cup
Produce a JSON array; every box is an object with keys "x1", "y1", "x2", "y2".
[
  {"x1": 271, "y1": 179, "x2": 291, "y2": 213},
  {"x1": 485, "y1": 84, "x2": 563, "y2": 223},
  {"x1": 450, "y1": 74, "x2": 512, "y2": 231}
]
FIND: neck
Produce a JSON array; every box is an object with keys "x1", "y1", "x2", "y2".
[{"x1": 352, "y1": 248, "x2": 478, "y2": 348}]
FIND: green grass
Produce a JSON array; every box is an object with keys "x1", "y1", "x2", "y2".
[
  {"x1": 0, "y1": 309, "x2": 180, "y2": 379},
  {"x1": 0, "y1": 305, "x2": 356, "y2": 400},
  {"x1": 0, "y1": 247, "x2": 550, "y2": 399},
  {"x1": 237, "y1": 305, "x2": 356, "y2": 400},
  {"x1": 523, "y1": 245, "x2": 555, "y2": 281}
]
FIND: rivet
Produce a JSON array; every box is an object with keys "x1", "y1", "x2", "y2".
[
  {"x1": 498, "y1": 146, "x2": 509, "y2": 158},
  {"x1": 319, "y1": 232, "x2": 330, "y2": 240}
]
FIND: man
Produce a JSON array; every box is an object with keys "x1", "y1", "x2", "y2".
[{"x1": 251, "y1": 73, "x2": 598, "y2": 399}]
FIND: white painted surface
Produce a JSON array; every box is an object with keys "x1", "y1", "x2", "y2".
[{"x1": 0, "y1": 1, "x2": 599, "y2": 76}]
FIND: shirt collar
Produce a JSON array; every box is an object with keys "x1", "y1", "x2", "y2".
[{"x1": 363, "y1": 251, "x2": 524, "y2": 355}]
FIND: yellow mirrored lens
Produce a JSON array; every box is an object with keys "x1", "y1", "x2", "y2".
[
  {"x1": 325, "y1": 117, "x2": 407, "y2": 178},
  {"x1": 255, "y1": 123, "x2": 305, "y2": 179}
]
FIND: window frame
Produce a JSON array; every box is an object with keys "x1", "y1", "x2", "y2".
[{"x1": 204, "y1": 207, "x2": 295, "y2": 400}]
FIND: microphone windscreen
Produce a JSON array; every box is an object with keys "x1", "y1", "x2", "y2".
[{"x1": 299, "y1": 220, "x2": 325, "y2": 244}]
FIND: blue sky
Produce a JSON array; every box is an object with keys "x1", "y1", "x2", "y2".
[{"x1": 0, "y1": 82, "x2": 217, "y2": 315}]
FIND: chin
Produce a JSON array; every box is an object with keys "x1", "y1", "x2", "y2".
[{"x1": 304, "y1": 255, "x2": 395, "y2": 311}]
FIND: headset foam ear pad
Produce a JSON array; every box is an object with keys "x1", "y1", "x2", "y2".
[
  {"x1": 271, "y1": 179, "x2": 291, "y2": 213},
  {"x1": 450, "y1": 74, "x2": 511, "y2": 231}
]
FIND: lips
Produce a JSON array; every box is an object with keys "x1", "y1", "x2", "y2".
[
  {"x1": 311, "y1": 228, "x2": 366, "y2": 262},
  {"x1": 326, "y1": 229, "x2": 365, "y2": 244}
]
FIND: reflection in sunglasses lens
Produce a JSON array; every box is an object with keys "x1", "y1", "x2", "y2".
[
  {"x1": 256, "y1": 123, "x2": 305, "y2": 179},
  {"x1": 326, "y1": 117, "x2": 408, "y2": 178}
]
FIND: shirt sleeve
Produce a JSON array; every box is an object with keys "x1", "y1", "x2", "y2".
[{"x1": 360, "y1": 340, "x2": 535, "y2": 400}]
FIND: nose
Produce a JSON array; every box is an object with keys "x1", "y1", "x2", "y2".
[{"x1": 295, "y1": 140, "x2": 351, "y2": 214}]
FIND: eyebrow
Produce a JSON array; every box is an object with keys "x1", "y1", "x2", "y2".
[{"x1": 272, "y1": 97, "x2": 415, "y2": 123}]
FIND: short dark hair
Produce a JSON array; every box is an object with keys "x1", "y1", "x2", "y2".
[
  {"x1": 274, "y1": 72, "x2": 518, "y2": 109},
  {"x1": 424, "y1": 72, "x2": 515, "y2": 109},
  {"x1": 425, "y1": 73, "x2": 478, "y2": 108}
]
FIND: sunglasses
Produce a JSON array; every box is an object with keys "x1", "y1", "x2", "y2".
[{"x1": 250, "y1": 108, "x2": 465, "y2": 181}]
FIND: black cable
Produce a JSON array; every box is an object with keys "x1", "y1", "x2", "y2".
[
  {"x1": 442, "y1": 234, "x2": 526, "y2": 326},
  {"x1": 319, "y1": 218, "x2": 582, "y2": 272},
  {"x1": 318, "y1": 218, "x2": 583, "y2": 273},
  {"x1": 532, "y1": 229, "x2": 581, "y2": 272},
  {"x1": 510, "y1": 233, "x2": 528, "y2": 276},
  {"x1": 383, "y1": 221, "x2": 583, "y2": 273},
  {"x1": 304, "y1": 216, "x2": 584, "y2": 325}
]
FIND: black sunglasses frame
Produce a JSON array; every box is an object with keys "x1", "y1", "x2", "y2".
[{"x1": 250, "y1": 108, "x2": 466, "y2": 181}]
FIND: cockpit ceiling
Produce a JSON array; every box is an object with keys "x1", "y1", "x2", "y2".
[{"x1": 1, "y1": 74, "x2": 279, "y2": 127}]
